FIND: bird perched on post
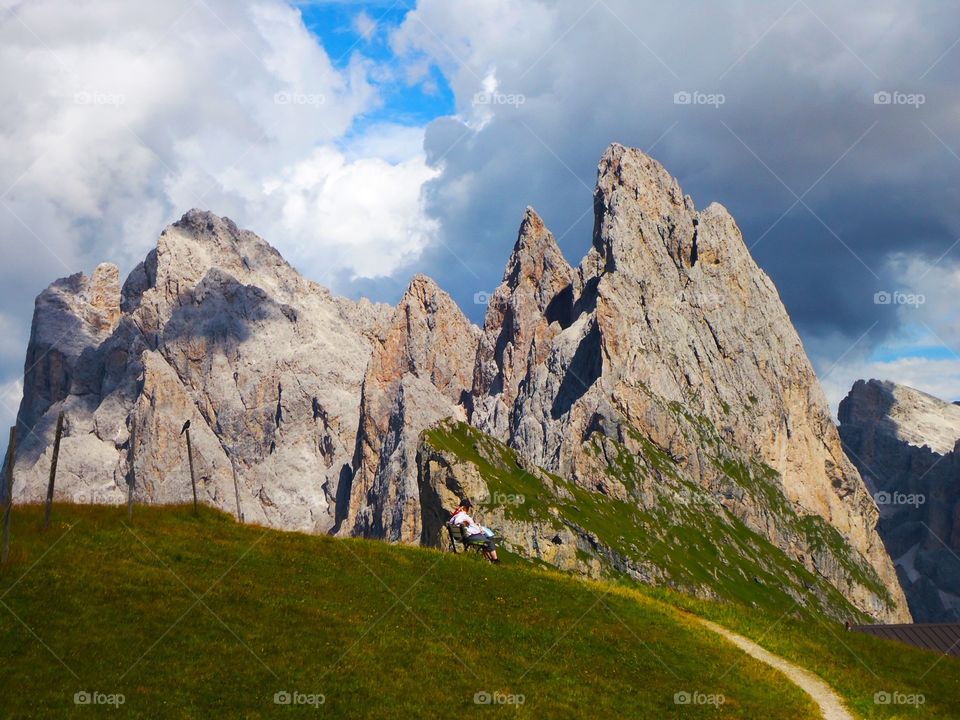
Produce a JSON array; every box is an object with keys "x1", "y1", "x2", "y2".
[{"x1": 180, "y1": 420, "x2": 191, "y2": 435}]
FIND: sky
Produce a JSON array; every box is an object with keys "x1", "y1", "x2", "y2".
[{"x1": 1, "y1": 0, "x2": 959, "y2": 437}]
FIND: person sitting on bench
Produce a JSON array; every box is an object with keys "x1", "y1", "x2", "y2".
[{"x1": 450, "y1": 498, "x2": 499, "y2": 563}]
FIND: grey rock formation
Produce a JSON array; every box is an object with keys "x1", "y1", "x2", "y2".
[
  {"x1": 344, "y1": 275, "x2": 478, "y2": 542},
  {"x1": 472, "y1": 207, "x2": 577, "y2": 440},
  {"x1": 839, "y1": 379, "x2": 960, "y2": 621},
  {"x1": 468, "y1": 144, "x2": 909, "y2": 621},
  {"x1": 10, "y1": 210, "x2": 390, "y2": 532},
  {"x1": 6, "y1": 145, "x2": 911, "y2": 623}
]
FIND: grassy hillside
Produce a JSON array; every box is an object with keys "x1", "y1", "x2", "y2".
[
  {"x1": 650, "y1": 585, "x2": 960, "y2": 720},
  {"x1": 422, "y1": 420, "x2": 886, "y2": 622},
  {"x1": 0, "y1": 505, "x2": 957, "y2": 718},
  {"x1": 1, "y1": 504, "x2": 816, "y2": 719},
  {"x1": 419, "y1": 422, "x2": 960, "y2": 717}
]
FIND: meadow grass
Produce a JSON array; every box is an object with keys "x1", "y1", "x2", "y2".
[{"x1": 0, "y1": 503, "x2": 817, "y2": 719}]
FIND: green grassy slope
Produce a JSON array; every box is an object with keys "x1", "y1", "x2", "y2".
[
  {"x1": 423, "y1": 421, "x2": 882, "y2": 622},
  {"x1": 0, "y1": 504, "x2": 811, "y2": 719},
  {"x1": 1, "y1": 505, "x2": 956, "y2": 719},
  {"x1": 420, "y1": 423, "x2": 960, "y2": 717},
  {"x1": 647, "y1": 585, "x2": 960, "y2": 720}
]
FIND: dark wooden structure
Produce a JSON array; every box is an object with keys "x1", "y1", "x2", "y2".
[
  {"x1": 851, "y1": 623, "x2": 960, "y2": 657},
  {"x1": 183, "y1": 424, "x2": 198, "y2": 515},
  {"x1": 43, "y1": 411, "x2": 65, "y2": 529}
]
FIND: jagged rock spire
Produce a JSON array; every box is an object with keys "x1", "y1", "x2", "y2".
[
  {"x1": 8, "y1": 144, "x2": 912, "y2": 623},
  {"x1": 472, "y1": 207, "x2": 575, "y2": 414},
  {"x1": 345, "y1": 273, "x2": 479, "y2": 542}
]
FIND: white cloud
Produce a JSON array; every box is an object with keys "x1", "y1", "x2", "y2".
[
  {"x1": 890, "y1": 254, "x2": 960, "y2": 348},
  {"x1": 0, "y1": 0, "x2": 439, "y2": 400},
  {"x1": 341, "y1": 122, "x2": 431, "y2": 164},
  {"x1": 261, "y1": 142, "x2": 439, "y2": 279},
  {"x1": 354, "y1": 10, "x2": 377, "y2": 41}
]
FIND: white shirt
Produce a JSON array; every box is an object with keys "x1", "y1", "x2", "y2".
[{"x1": 450, "y1": 510, "x2": 483, "y2": 536}]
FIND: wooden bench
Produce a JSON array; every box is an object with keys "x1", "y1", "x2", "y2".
[{"x1": 446, "y1": 522, "x2": 501, "y2": 555}]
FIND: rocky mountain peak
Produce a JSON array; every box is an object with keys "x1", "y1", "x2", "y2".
[
  {"x1": 591, "y1": 143, "x2": 693, "y2": 270},
  {"x1": 122, "y1": 209, "x2": 301, "y2": 318},
  {"x1": 9, "y1": 144, "x2": 912, "y2": 623},
  {"x1": 506, "y1": 208, "x2": 552, "y2": 271},
  {"x1": 590, "y1": 144, "x2": 755, "y2": 284},
  {"x1": 173, "y1": 207, "x2": 242, "y2": 239},
  {"x1": 372, "y1": 274, "x2": 477, "y2": 401},
  {"x1": 14, "y1": 211, "x2": 390, "y2": 533},
  {"x1": 839, "y1": 379, "x2": 960, "y2": 621},
  {"x1": 501, "y1": 206, "x2": 575, "y2": 311},
  {"x1": 840, "y1": 379, "x2": 960, "y2": 456},
  {"x1": 343, "y1": 271, "x2": 478, "y2": 541},
  {"x1": 597, "y1": 143, "x2": 689, "y2": 214},
  {"x1": 471, "y1": 209, "x2": 576, "y2": 433},
  {"x1": 399, "y1": 273, "x2": 464, "y2": 325},
  {"x1": 467, "y1": 142, "x2": 909, "y2": 621}
]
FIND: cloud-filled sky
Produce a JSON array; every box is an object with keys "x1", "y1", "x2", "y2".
[{"x1": 1, "y1": 0, "x2": 959, "y2": 436}]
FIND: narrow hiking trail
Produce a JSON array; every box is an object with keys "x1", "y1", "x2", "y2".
[{"x1": 697, "y1": 618, "x2": 855, "y2": 720}]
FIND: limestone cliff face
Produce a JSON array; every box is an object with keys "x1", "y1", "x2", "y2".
[
  {"x1": 344, "y1": 275, "x2": 478, "y2": 542},
  {"x1": 17, "y1": 263, "x2": 122, "y2": 435},
  {"x1": 8, "y1": 145, "x2": 911, "y2": 622},
  {"x1": 471, "y1": 207, "x2": 577, "y2": 440},
  {"x1": 466, "y1": 144, "x2": 908, "y2": 621},
  {"x1": 11, "y1": 210, "x2": 389, "y2": 532},
  {"x1": 839, "y1": 379, "x2": 960, "y2": 621}
]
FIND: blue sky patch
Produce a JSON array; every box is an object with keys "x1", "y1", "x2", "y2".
[
  {"x1": 295, "y1": 0, "x2": 454, "y2": 129},
  {"x1": 870, "y1": 345, "x2": 960, "y2": 363}
]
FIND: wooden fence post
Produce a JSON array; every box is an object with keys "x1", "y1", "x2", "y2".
[
  {"x1": 2, "y1": 427, "x2": 16, "y2": 565},
  {"x1": 43, "y1": 412, "x2": 65, "y2": 529},
  {"x1": 184, "y1": 426, "x2": 198, "y2": 516},
  {"x1": 127, "y1": 422, "x2": 136, "y2": 520},
  {"x1": 229, "y1": 453, "x2": 243, "y2": 523}
]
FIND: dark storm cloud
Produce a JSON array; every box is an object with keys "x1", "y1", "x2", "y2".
[{"x1": 394, "y1": 0, "x2": 960, "y2": 364}]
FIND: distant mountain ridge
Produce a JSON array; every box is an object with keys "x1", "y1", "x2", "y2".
[
  {"x1": 5, "y1": 144, "x2": 909, "y2": 622},
  {"x1": 839, "y1": 379, "x2": 960, "y2": 621}
]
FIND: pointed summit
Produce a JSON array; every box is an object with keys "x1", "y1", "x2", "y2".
[
  {"x1": 494, "y1": 207, "x2": 575, "y2": 319},
  {"x1": 502, "y1": 207, "x2": 572, "y2": 295},
  {"x1": 471, "y1": 208, "x2": 577, "y2": 424},
  {"x1": 347, "y1": 274, "x2": 479, "y2": 543},
  {"x1": 590, "y1": 143, "x2": 693, "y2": 273},
  {"x1": 375, "y1": 274, "x2": 478, "y2": 396},
  {"x1": 595, "y1": 143, "x2": 686, "y2": 213},
  {"x1": 591, "y1": 144, "x2": 749, "y2": 274},
  {"x1": 401, "y1": 273, "x2": 447, "y2": 311},
  {"x1": 515, "y1": 206, "x2": 548, "y2": 251},
  {"x1": 173, "y1": 208, "x2": 242, "y2": 239}
]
